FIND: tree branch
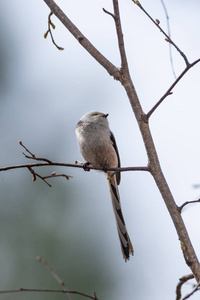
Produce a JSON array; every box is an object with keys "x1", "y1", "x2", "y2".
[
  {"x1": 0, "y1": 288, "x2": 98, "y2": 299},
  {"x1": 160, "y1": 0, "x2": 176, "y2": 78},
  {"x1": 0, "y1": 257, "x2": 98, "y2": 299},
  {"x1": 176, "y1": 274, "x2": 194, "y2": 300},
  {"x1": 37, "y1": 256, "x2": 73, "y2": 300},
  {"x1": 112, "y1": 0, "x2": 130, "y2": 76},
  {"x1": 44, "y1": 11, "x2": 64, "y2": 50},
  {"x1": 146, "y1": 58, "x2": 200, "y2": 119},
  {"x1": 42, "y1": 0, "x2": 121, "y2": 81},
  {"x1": 132, "y1": 0, "x2": 190, "y2": 66},
  {"x1": 178, "y1": 199, "x2": 200, "y2": 213},
  {"x1": 132, "y1": 1, "x2": 200, "y2": 119},
  {"x1": 182, "y1": 284, "x2": 200, "y2": 300},
  {"x1": 0, "y1": 161, "x2": 149, "y2": 174}
]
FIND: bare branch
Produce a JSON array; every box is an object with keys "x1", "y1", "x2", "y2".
[
  {"x1": 132, "y1": 0, "x2": 190, "y2": 66},
  {"x1": 0, "y1": 288, "x2": 98, "y2": 299},
  {"x1": 182, "y1": 284, "x2": 200, "y2": 300},
  {"x1": 19, "y1": 140, "x2": 35, "y2": 157},
  {"x1": 44, "y1": 11, "x2": 64, "y2": 50},
  {"x1": 0, "y1": 257, "x2": 98, "y2": 299},
  {"x1": 102, "y1": 8, "x2": 116, "y2": 20},
  {"x1": 131, "y1": 1, "x2": 200, "y2": 119},
  {"x1": 0, "y1": 161, "x2": 150, "y2": 174},
  {"x1": 37, "y1": 256, "x2": 73, "y2": 300},
  {"x1": 43, "y1": 0, "x2": 121, "y2": 80},
  {"x1": 146, "y1": 58, "x2": 200, "y2": 119},
  {"x1": 0, "y1": 140, "x2": 146, "y2": 175},
  {"x1": 17, "y1": 141, "x2": 71, "y2": 186},
  {"x1": 110, "y1": 2, "x2": 200, "y2": 282},
  {"x1": 27, "y1": 166, "x2": 52, "y2": 187},
  {"x1": 160, "y1": 0, "x2": 176, "y2": 78},
  {"x1": 178, "y1": 199, "x2": 200, "y2": 213},
  {"x1": 43, "y1": 172, "x2": 72, "y2": 180},
  {"x1": 176, "y1": 274, "x2": 194, "y2": 300},
  {"x1": 112, "y1": 0, "x2": 130, "y2": 77}
]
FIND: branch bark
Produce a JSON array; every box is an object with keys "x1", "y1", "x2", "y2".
[
  {"x1": 39, "y1": 0, "x2": 200, "y2": 283},
  {"x1": 0, "y1": 161, "x2": 149, "y2": 173}
]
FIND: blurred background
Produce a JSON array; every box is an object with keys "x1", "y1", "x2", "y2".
[{"x1": 1, "y1": 0, "x2": 200, "y2": 299}]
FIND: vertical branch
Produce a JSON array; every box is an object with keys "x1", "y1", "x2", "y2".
[
  {"x1": 112, "y1": 0, "x2": 130, "y2": 76},
  {"x1": 111, "y1": 0, "x2": 200, "y2": 283},
  {"x1": 160, "y1": 0, "x2": 176, "y2": 78}
]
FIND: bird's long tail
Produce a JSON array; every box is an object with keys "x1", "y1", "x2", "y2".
[{"x1": 108, "y1": 174, "x2": 134, "y2": 261}]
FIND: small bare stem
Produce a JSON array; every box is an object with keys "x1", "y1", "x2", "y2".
[
  {"x1": 37, "y1": 256, "x2": 73, "y2": 300},
  {"x1": 132, "y1": 0, "x2": 189, "y2": 66},
  {"x1": 178, "y1": 199, "x2": 200, "y2": 213},
  {"x1": 182, "y1": 284, "x2": 200, "y2": 300},
  {"x1": 160, "y1": 0, "x2": 176, "y2": 78},
  {"x1": 146, "y1": 58, "x2": 200, "y2": 118},
  {"x1": 0, "y1": 288, "x2": 98, "y2": 299},
  {"x1": 176, "y1": 274, "x2": 194, "y2": 300},
  {"x1": 19, "y1": 140, "x2": 35, "y2": 157},
  {"x1": 102, "y1": 8, "x2": 116, "y2": 20},
  {"x1": 44, "y1": 11, "x2": 64, "y2": 50}
]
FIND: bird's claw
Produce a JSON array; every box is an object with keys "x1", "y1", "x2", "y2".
[{"x1": 83, "y1": 162, "x2": 91, "y2": 171}]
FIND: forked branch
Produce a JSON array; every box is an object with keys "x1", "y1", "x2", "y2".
[
  {"x1": 44, "y1": 11, "x2": 64, "y2": 50},
  {"x1": 12, "y1": 0, "x2": 200, "y2": 285},
  {"x1": 132, "y1": 0, "x2": 190, "y2": 66},
  {"x1": 176, "y1": 274, "x2": 194, "y2": 300},
  {"x1": 0, "y1": 257, "x2": 98, "y2": 299},
  {"x1": 43, "y1": 0, "x2": 122, "y2": 80},
  {"x1": 0, "y1": 141, "x2": 149, "y2": 181},
  {"x1": 146, "y1": 58, "x2": 200, "y2": 119}
]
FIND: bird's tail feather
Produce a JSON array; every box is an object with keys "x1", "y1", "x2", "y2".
[{"x1": 108, "y1": 175, "x2": 134, "y2": 261}]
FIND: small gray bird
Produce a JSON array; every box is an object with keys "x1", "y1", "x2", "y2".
[{"x1": 75, "y1": 111, "x2": 133, "y2": 261}]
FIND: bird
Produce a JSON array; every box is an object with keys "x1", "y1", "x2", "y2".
[{"x1": 75, "y1": 111, "x2": 134, "y2": 261}]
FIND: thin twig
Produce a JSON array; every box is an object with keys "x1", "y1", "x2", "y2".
[
  {"x1": 160, "y1": 0, "x2": 176, "y2": 78},
  {"x1": 102, "y1": 8, "x2": 116, "y2": 20},
  {"x1": 43, "y1": 0, "x2": 121, "y2": 80},
  {"x1": 132, "y1": 0, "x2": 190, "y2": 66},
  {"x1": 176, "y1": 274, "x2": 194, "y2": 300},
  {"x1": 27, "y1": 167, "x2": 52, "y2": 187},
  {"x1": 43, "y1": 172, "x2": 72, "y2": 180},
  {"x1": 0, "y1": 257, "x2": 99, "y2": 299},
  {"x1": 37, "y1": 257, "x2": 74, "y2": 300},
  {"x1": 112, "y1": 0, "x2": 130, "y2": 77},
  {"x1": 24, "y1": 154, "x2": 52, "y2": 163},
  {"x1": 132, "y1": 1, "x2": 200, "y2": 118},
  {"x1": 44, "y1": 11, "x2": 64, "y2": 50},
  {"x1": 19, "y1": 141, "x2": 72, "y2": 186},
  {"x1": 0, "y1": 140, "x2": 148, "y2": 174},
  {"x1": 146, "y1": 58, "x2": 200, "y2": 118},
  {"x1": 19, "y1": 140, "x2": 35, "y2": 157},
  {"x1": 178, "y1": 199, "x2": 200, "y2": 213},
  {"x1": 182, "y1": 284, "x2": 200, "y2": 300},
  {"x1": 0, "y1": 288, "x2": 98, "y2": 299},
  {"x1": 19, "y1": 140, "x2": 52, "y2": 163}
]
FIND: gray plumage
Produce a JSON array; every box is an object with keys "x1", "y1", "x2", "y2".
[{"x1": 75, "y1": 111, "x2": 134, "y2": 261}]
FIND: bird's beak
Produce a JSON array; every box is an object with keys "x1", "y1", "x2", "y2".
[{"x1": 104, "y1": 113, "x2": 109, "y2": 118}]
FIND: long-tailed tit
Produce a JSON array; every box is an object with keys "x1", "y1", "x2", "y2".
[{"x1": 75, "y1": 111, "x2": 133, "y2": 261}]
